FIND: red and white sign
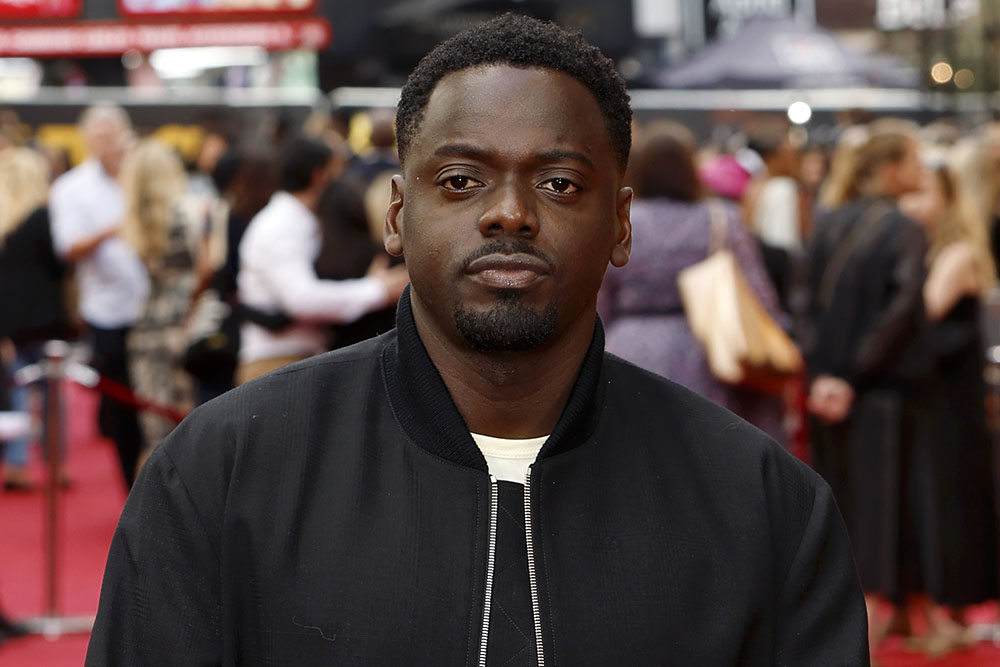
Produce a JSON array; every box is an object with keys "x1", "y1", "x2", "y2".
[
  {"x1": 0, "y1": 18, "x2": 331, "y2": 56},
  {"x1": 0, "y1": 0, "x2": 78, "y2": 18},
  {"x1": 119, "y1": 0, "x2": 315, "y2": 18}
]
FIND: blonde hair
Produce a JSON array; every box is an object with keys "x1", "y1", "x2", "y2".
[
  {"x1": 120, "y1": 139, "x2": 187, "y2": 268},
  {"x1": 818, "y1": 125, "x2": 868, "y2": 209},
  {"x1": 820, "y1": 119, "x2": 918, "y2": 209},
  {"x1": 949, "y1": 135, "x2": 997, "y2": 227},
  {"x1": 0, "y1": 147, "x2": 50, "y2": 245},
  {"x1": 928, "y1": 158, "x2": 999, "y2": 296}
]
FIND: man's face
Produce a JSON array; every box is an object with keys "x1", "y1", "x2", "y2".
[
  {"x1": 385, "y1": 65, "x2": 631, "y2": 352},
  {"x1": 86, "y1": 118, "x2": 129, "y2": 177}
]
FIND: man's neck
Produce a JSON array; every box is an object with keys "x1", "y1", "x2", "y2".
[
  {"x1": 291, "y1": 188, "x2": 320, "y2": 213},
  {"x1": 412, "y1": 300, "x2": 595, "y2": 440}
]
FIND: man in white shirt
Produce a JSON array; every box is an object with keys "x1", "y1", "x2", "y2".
[
  {"x1": 49, "y1": 103, "x2": 149, "y2": 489},
  {"x1": 236, "y1": 136, "x2": 408, "y2": 383}
]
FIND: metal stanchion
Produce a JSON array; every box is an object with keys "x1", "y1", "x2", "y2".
[{"x1": 13, "y1": 340, "x2": 95, "y2": 639}]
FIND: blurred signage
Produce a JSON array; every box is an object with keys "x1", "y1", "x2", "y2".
[
  {"x1": 707, "y1": 0, "x2": 792, "y2": 38},
  {"x1": 876, "y1": 0, "x2": 979, "y2": 30},
  {"x1": 634, "y1": 0, "x2": 683, "y2": 37},
  {"x1": 0, "y1": 18, "x2": 331, "y2": 56},
  {"x1": 119, "y1": 0, "x2": 315, "y2": 17},
  {"x1": 816, "y1": 0, "x2": 876, "y2": 29},
  {"x1": 0, "y1": 0, "x2": 78, "y2": 18},
  {"x1": 771, "y1": 33, "x2": 845, "y2": 72}
]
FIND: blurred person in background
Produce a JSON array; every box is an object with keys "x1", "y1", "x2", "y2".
[
  {"x1": 742, "y1": 129, "x2": 805, "y2": 310},
  {"x1": 817, "y1": 125, "x2": 870, "y2": 216},
  {"x1": 898, "y1": 157, "x2": 999, "y2": 655},
  {"x1": 49, "y1": 103, "x2": 149, "y2": 491},
  {"x1": 315, "y1": 133, "x2": 403, "y2": 350},
  {"x1": 796, "y1": 120, "x2": 929, "y2": 654},
  {"x1": 698, "y1": 151, "x2": 752, "y2": 203},
  {"x1": 187, "y1": 129, "x2": 230, "y2": 200},
  {"x1": 343, "y1": 107, "x2": 400, "y2": 190},
  {"x1": 798, "y1": 142, "x2": 830, "y2": 230},
  {"x1": 599, "y1": 120, "x2": 787, "y2": 443},
  {"x1": 186, "y1": 149, "x2": 279, "y2": 404},
  {"x1": 961, "y1": 125, "x2": 1000, "y2": 272},
  {"x1": 0, "y1": 361, "x2": 29, "y2": 644},
  {"x1": 235, "y1": 136, "x2": 408, "y2": 384},
  {"x1": 121, "y1": 138, "x2": 199, "y2": 465},
  {"x1": 0, "y1": 146, "x2": 71, "y2": 491}
]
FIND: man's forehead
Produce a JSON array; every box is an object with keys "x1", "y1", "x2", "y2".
[
  {"x1": 426, "y1": 64, "x2": 593, "y2": 112},
  {"x1": 412, "y1": 65, "x2": 613, "y2": 164}
]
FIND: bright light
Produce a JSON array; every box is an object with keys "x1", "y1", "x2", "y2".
[
  {"x1": 931, "y1": 61, "x2": 954, "y2": 84},
  {"x1": 787, "y1": 101, "x2": 812, "y2": 125},
  {"x1": 954, "y1": 68, "x2": 975, "y2": 89},
  {"x1": 149, "y1": 46, "x2": 268, "y2": 79}
]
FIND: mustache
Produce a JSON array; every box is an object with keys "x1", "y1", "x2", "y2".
[{"x1": 461, "y1": 240, "x2": 555, "y2": 272}]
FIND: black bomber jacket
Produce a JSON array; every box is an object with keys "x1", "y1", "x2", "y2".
[{"x1": 87, "y1": 290, "x2": 868, "y2": 666}]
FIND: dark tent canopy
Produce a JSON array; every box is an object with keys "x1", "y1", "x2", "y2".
[{"x1": 652, "y1": 18, "x2": 917, "y2": 89}]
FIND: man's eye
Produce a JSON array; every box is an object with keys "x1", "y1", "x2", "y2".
[
  {"x1": 441, "y1": 175, "x2": 483, "y2": 191},
  {"x1": 539, "y1": 178, "x2": 580, "y2": 194}
]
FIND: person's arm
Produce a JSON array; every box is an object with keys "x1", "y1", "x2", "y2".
[
  {"x1": 852, "y1": 219, "x2": 927, "y2": 381},
  {"x1": 924, "y1": 241, "x2": 980, "y2": 322},
  {"x1": 773, "y1": 473, "x2": 869, "y2": 664},
  {"x1": 86, "y1": 442, "x2": 223, "y2": 666},
  {"x1": 249, "y1": 229, "x2": 405, "y2": 324},
  {"x1": 61, "y1": 226, "x2": 119, "y2": 263}
]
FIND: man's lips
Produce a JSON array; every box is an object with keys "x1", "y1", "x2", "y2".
[{"x1": 465, "y1": 253, "x2": 551, "y2": 289}]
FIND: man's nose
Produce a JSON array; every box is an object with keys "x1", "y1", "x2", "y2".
[{"x1": 478, "y1": 179, "x2": 539, "y2": 238}]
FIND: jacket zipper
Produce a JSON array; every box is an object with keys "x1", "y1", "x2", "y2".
[
  {"x1": 478, "y1": 475, "x2": 499, "y2": 667},
  {"x1": 524, "y1": 466, "x2": 545, "y2": 666}
]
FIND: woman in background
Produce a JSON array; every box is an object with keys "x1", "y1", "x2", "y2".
[
  {"x1": 797, "y1": 120, "x2": 929, "y2": 655},
  {"x1": 900, "y1": 157, "x2": 999, "y2": 655},
  {"x1": 185, "y1": 149, "x2": 279, "y2": 404},
  {"x1": 598, "y1": 120, "x2": 787, "y2": 443},
  {"x1": 0, "y1": 146, "x2": 69, "y2": 491},
  {"x1": 121, "y1": 139, "x2": 198, "y2": 463}
]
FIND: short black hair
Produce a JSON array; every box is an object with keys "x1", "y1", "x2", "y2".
[
  {"x1": 279, "y1": 136, "x2": 332, "y2": 192},
  {"x1": 396, "y1": 13, "x2": 631, "y2": 171}
]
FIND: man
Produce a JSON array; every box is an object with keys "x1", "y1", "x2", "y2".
[
  {"x1": 235, "y1": 136, "x2": 408, "y2": 384},
  {"x1": 88, "y1": 15, "x2": 867, "y2": 665},
  {"x1": 50, "y1": 103, "x2": 149, "y2": 489}
]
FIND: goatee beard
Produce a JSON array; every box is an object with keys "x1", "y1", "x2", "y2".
[{"x1": 454, "y1": 291, "x2": 557, "y2": 351}]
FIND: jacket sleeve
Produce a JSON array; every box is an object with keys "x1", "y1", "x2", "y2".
[
  {"x1": 774, "y1": 478, "x2": 869, "y2": 665},
  {"x1": 85, "y1": 439, "x2": 224, "y2": 666},
  {"x1": 851, "y1": 218, "x2": 927, "y2": 384}
]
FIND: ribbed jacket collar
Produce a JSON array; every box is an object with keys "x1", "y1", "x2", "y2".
[{"x1": 382, "y1": 287, "x2": 607, "y2": 472}]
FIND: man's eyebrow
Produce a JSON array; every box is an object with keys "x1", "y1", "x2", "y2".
[{"x1": 431, "y1": 143, "x2": 596, "y2": 170}]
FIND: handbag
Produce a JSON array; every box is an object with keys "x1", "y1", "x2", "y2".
[
  {"x1": 182, "y1": 288, "x2": 240, "y2": 379},
  {"x1": 677, "y1": 199, "x2": 803, "y2": 394}
]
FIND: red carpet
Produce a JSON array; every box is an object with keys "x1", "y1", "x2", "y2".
[
  {"x1": 0, "y1": 382, "x2": 126, "y2": 666},
  {"x1": 2, "y1": 382, "x2": 1000, "y2": 665}
]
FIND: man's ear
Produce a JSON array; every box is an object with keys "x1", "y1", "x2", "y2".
[
  {"x1": 384, "y1": 174, "x2": 405, "y2": 257},
  {"x1": 610, "y1": 186, "x2": 632, "y2": 268}
]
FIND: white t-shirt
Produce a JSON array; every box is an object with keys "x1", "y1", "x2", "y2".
[
  {"x1": 49, "y1": 159, "x2": 150, "y2": 329},
  {"x1": 470, "y1": 432, "x2": 548, "y2": 484},
  {"x1": 751, "y1": 176, "x2": 801, "y2": 251},
  {"x1": 237, "y1": 191, "x2": 388, "y2": 363}
]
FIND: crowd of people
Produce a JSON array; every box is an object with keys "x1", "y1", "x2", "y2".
[
  {"x1": 603, "y1": 114, "x2": 1000, "y2": 657},
  {"x1": 0, "y1": 92, "x2": 999, "y2": 658}
]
